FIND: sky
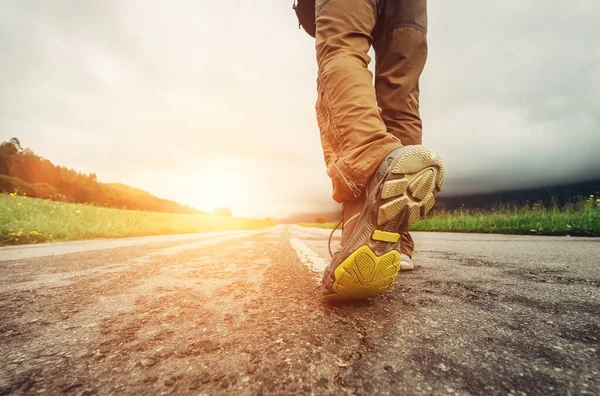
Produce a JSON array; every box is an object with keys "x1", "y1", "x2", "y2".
[{"x1": 1, "y1": 1, "x2": 599, "y2": 218}]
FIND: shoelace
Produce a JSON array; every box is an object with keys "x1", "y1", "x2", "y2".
[{"x1": 327, "y1": 219, "x2": 343, "y2": 258}]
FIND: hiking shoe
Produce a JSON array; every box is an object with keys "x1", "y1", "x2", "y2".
[
  {"x1": 322, "y1": 145, "x2": 445, "y2": 300},
  {"x1": 328, "y1": 208, "x2": 415, "y2": 273}
]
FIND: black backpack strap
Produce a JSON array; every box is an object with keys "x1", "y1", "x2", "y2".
[{"x1": 293, "y1": 0, "x2": 316, "y2": 38}]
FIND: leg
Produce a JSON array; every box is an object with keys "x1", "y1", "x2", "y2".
[
  {"x1": 374, "y1": 0, "x2": 428, "y2": 257},
  {"x1": 315, "y1": 0, "x2": 403, "y2": 203},
  {"x1": 317, "y1": 0, "x2": 445, "y2": 300},
  {"x1": 373, "y1": 0, "x2": 428, "y2": 146}
]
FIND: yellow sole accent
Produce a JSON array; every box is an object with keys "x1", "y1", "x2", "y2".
[
  {"x1": 327, "y1": 245, "x2": 400, "y2": 300},
  {"x1": 372, "y1": 230, "x2": 400, "y2": 243}
]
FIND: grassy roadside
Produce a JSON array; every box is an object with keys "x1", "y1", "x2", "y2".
[
  {"x1": 300, "y1": 196, "x2": 600, "y2": 237},
  {"x1": 0, "y1": 193, "x2": 275, "y2": 246}
]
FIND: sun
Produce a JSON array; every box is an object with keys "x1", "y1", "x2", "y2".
[{"x1": 190, "y1": 164, "x2": 243, "y2": 213}]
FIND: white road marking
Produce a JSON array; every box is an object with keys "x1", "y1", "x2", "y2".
[
  {"x1": 0, "y1": 228, "x2": 275, "y2": 261},
  {"x1": 133, "y1": 229, "x2": 270, "y2": 258},
  {"x1": 290, "y1": 237, "x2": 328, "y2": 282},
  {"x1": 0, "y1": 229, "x2": 280, "y2": 292}
]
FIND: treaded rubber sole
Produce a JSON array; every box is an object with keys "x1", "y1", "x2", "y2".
[
  {"x1": 378, "y1": 146, "x2": 445, "y2": 227},
  {"x1": 324, "y1": 246, "x2": 400, "y2": 301},
  {"x1": 324, "y1": 146, "x2": 444, "y2": 300}
]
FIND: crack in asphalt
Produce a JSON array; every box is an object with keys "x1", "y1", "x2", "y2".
[{"x1": 327, "y1": 309, "x2": 371, "y2": 394}]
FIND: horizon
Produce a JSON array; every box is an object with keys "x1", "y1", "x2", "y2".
[{"x1": 5, "y1": 134, "x2": 600, "y2": 219}]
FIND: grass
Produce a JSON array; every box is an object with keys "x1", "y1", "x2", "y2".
[
  {"x1": 299, "y1": 222, "x2": 340, "y2": 229},
  {"x1": 0, "y1": 193, "x2": 275, "y2": 246},
  {"x1": 300, "y1": 195, "x2": 600, "y2": 237}
]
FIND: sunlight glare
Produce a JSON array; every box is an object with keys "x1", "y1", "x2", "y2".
[{"x1": 190, "y1": 159, "x2": 244, "y2": 214}]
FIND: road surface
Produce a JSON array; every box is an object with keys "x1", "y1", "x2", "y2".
[{"x1": 0, "y1": 226, "x2": 599, "y2": 395}]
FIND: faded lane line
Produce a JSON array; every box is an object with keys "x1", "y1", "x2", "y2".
[
  {"x1": 129, "y1": 229, "x2": 272, "y2": 259},
  {"x1": 0, "y1": 229, "x2": 278, "y2": 293},
  {"x1": 290, "y1": 237, "x2": 327, "y2": 283},
  {"x1": 0, "y1": 227, "x2": 278, "y2": 261}
]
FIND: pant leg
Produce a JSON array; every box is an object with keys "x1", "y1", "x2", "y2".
[
  {"x1": 373, "y1": 0, "x2": 428, "y2": 146},
  {"x1": 315, "y1": 0, "x2": 403, "y2": 203},
  {"x1": 373, "y1": 0, "x2": 428, "y2": 256}
]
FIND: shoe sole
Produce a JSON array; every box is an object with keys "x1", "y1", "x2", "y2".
[{"x1": 325, "y1": 146, "x2": 445, "y2": 300}]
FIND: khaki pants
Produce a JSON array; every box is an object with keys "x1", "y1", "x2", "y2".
[{"x1": 315, "y1": 0, "x2": 427, "y2": 256}]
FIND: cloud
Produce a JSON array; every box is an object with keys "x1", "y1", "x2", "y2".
[
  {"x1": 422, "y1": 0, "x2": 600, "y2": 194},
  {"x1": 0, "y1": 0, "x2": 598, "y2": 216}
]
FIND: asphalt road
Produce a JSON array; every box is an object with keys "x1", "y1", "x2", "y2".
[{"x1": 0, "y1": 226, "x2": 599, "y2": 395}]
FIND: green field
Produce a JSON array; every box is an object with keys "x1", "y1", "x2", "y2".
[
  {"x1": 301, "y1": 196, "x2": 600, "y2": 237},
  {"x1": 0, "y1": 193, "x2": 275, "y2": 246}
]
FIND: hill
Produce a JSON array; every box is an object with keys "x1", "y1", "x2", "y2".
[
  {"x1": 436, "y1": 178, "x2": 600, "y2": 211},
  {"x1": 0, "y1": 137, "x2": 200, "y2": 214},
  {"x1": 282, "y1": 178, "x2": 600, "y2": 223}
]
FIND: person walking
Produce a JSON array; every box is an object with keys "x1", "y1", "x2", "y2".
[{"x1": 294, "y1": 0, "x2": 445, "y2": 300}]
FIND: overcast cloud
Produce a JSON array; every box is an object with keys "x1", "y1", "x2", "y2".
[{"x1": 1, "y1": 1, "x2": 598, "y2": 217}]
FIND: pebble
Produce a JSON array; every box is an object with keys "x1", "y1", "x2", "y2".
[{"x1": 140, "y1": 358, "x2": 156, "y2": 367}]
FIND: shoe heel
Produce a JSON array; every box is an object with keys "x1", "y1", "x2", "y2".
[{"x1": 325, "y1": 245, "x2": 401, "y2": 300}]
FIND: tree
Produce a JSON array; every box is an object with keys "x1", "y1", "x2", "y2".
[
  {"x1": 213, "y1": 207, "x2": 232, "y2": 217},
  {"x1": 9, "y1": 138, "x2": 22, "y2": 151}
]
